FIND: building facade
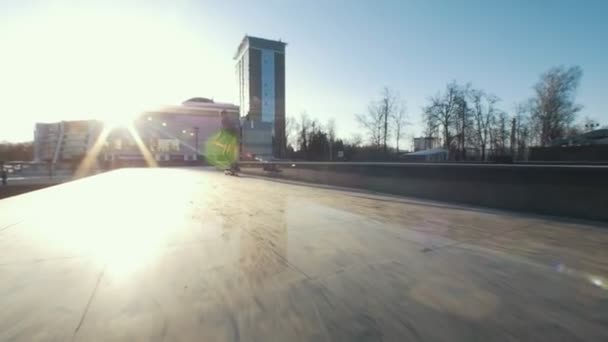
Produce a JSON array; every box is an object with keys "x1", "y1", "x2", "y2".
[
  {"x1": 413, "y1": 136, "x2": 441, "y2": 152},
  {"x1": 235, "y1": 36, "x2": 286, "y2": 158},
  {"x1": 34, "y1": 98, "x2": 240, "y2": 168},
  {"x1": 104, "y1": 98, "x2": 240, "y2": 165},
  {"x1": 34, "y1": 120, "x2": 103, "y2": 163},
  {"x1": 240, "y1": 120, "x2": 273, "y2": 158},
  {"x1": 550, "y1": 128, "x2": 608, "y2": 147}
]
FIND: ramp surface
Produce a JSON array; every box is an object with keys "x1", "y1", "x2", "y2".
[{"x1": 1, "y1": 168, "x2": 607, "y2": 341}]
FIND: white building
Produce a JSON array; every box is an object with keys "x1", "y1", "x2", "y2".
[
  {"x1": 104, "y1": 97, "x2": 240, "y2": 165},
  {"x1": 413, "y1": 136, "x2": 441, "y2": 152},
  {"x1": 33, "y1": 97, "x2": 241, "y2": 167}
]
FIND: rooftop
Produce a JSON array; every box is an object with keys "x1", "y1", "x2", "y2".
[
  {"x1": 551, "y1": 128, "x2": 608, "y2": 146},
  {"x1": 234, "y1": 35, "x2": 287, "y2": 59},
  {"x1": 405, "y1": 148, "x2": 448, "y2": 156},
  {"x1": 182, "y1": 97, "x2": 214, "y2": 104},
  {"x1": 146, "y1": 97, "x2": 239, "y2": 116}
]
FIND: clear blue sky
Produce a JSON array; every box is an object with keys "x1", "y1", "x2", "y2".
[{"x1": 1, "y1": 0, "x2": 607, "y2": 145}]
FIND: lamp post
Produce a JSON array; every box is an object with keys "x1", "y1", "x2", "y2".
[{"x1": 585, "y1": 123, "x2": 600, "y2": 132}]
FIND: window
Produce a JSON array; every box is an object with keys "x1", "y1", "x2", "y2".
[{"x1": 157, "y1": 139, "x2": 180, "y2": 152}]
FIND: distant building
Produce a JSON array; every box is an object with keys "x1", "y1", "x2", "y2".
[
  {"x1": 413, "y1": 136, "x2": 441, "y2": 152},
  {"x1": 33, "y1": 98, "x2": 241, "y2": 167},
  {"x1": 34, "y1": 120, "x2": 103, "y2": 163},
  {"x1": 240, "y1": 120, "x2": 274, "y2": 158},
  {"x1": 235, "y1": 36, "x2": 286, "y2": 158},
  {"x1": 530, "y1": 129, "x2": 608, "y2": 162},
  {"x1": 105, "y1": 97, "x2": 240, "y2": 165},
  {"x1": 550, "y1": 129, "x2": 608, "y2": 146}
]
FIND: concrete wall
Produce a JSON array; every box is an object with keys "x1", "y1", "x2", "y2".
[
  {"x1": 240, "y1": 162, "x2": 608, "y2": 222},
  {"x1": 529, "y1": 145, "x2": 608, "y2": 161}
]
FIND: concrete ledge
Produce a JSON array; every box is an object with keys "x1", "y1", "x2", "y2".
[{"x1": 240, "y1": 162, "x2": 608, "y2": 222}]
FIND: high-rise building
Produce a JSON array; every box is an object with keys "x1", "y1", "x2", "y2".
[{"x1": 235, "y1": 36, "x2": 286, "y2": 158}]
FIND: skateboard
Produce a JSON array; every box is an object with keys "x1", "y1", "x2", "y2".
[{"x1": 224, "y1": 169, "x2": 238, "y2": 176}]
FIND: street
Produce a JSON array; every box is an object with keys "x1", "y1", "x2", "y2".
[{"x1": 0, "y1": 167, "x2": 607, "y2": 341}]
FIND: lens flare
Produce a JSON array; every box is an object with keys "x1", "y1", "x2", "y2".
[
  {"x1": 205, "y1": 129, "x2": 238, "y2": 169},
  {"x1": 75, "y1": 121, "x2": 157, "y2": 177}
]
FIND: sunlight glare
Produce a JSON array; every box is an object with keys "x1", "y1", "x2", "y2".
[
  {"x1": 74, "y1": 125, "x2": 112, "y2": 178},
  {"x1": 26, "y1": 169, "x2": 202, "y2": 282},
  {"x1": 1, "y1": 4, "x2": 229, "y2": 139},
  {"x1": 127, "y1": 124, "x2": 158, "y2": 168}
]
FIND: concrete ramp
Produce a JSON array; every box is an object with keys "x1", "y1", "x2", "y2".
[{"x1": 1, "y1": 168, "x2": 607, "y2": 341}]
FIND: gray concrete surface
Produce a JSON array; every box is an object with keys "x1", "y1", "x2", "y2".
[{"x1": 0, "y1": 167, "x2": 607, "y2": 341}]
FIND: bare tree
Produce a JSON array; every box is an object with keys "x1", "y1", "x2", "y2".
[
  {"x1": 470, "y1": 90, "x2": 498, "y2": 161},
  {"x1": 355, "y1": 106, "x2": 383, "y2": 148},
  {"x1": 349, "y1": 133, "x2": 363, "y2": 147},
  {"x1": 422, "y1": 81, "x2": 461, "y2": 153},
  {"x1": 512, "y1": 103, "x2": 532, "y2": 160},
  {"x1": 530, "y1": 66, "x2": 583, "y2": 146},
  {"x1": 356, "y1": 87, "x2": 400, "y2": 153},
  {"x1": 423, "y1": 113, "x2": 438, "y2": 138},
  {"x1": 491, "y1": 111, "x2": 509, "y2": 156},
  {"x1": 454, "y1": 85, "x2": 473, "y2": 160},
  {"x1": 379, "y1": 87, "x2": 395, "y2": 154},
  {"x1": 391, "y1": 100, "x2": 408, "y2": 152},
  {"x1": 296, "y1": 112, "x2": 311, "y2": 153}
]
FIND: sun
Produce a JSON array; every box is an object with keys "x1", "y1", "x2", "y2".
[{"x1": 75, "y1": 108, "x2": 157, "y2": 177}]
